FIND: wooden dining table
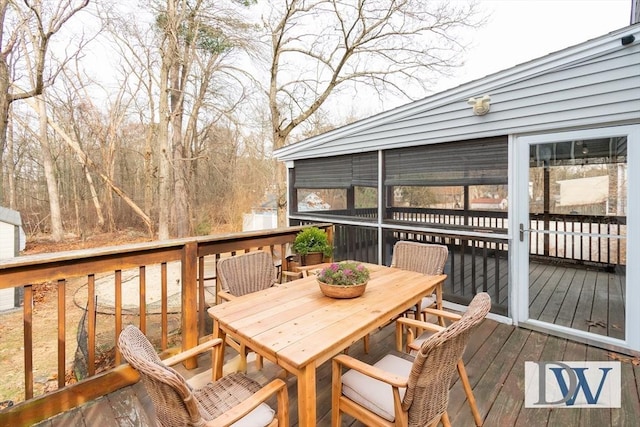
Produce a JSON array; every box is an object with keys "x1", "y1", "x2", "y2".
[{"x1": 207, "y1": 262, "x2": 446, "y2": 426}]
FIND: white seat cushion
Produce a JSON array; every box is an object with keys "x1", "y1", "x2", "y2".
[
  {"x1": 406, "y1": 293, "x2": 436, "y2": 313},
  {"x1": 341, "y1": 354, "x2": 414, "y2": 422},
  {"x1": 409, "y1": 330, "x2": 436, "y2": 355},
  {"x1": 231, "y1": 403, "x2": 275, "y2": 427}
]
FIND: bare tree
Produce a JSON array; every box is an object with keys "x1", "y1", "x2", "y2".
[
  {"x1": 114, "y1": 22, "x2": 159, "y2": 227},
  {"x1": 35, "y1": 94, "x2": 66, "y2": 239},
  {"x1": 53, "y1": 67, "x2": 106, "y2": 232},
  {"x1": 49, "y1": 118, "x2": 154, "y2": 236},
  {"x1": 263, "y1": 0, "x2": 483, "y2": 223},
  {"x1": 0, "y1": 0, "x2": 89, "y2": 239},
  {"x1": 153, "y1": 0, "x2": 258, "y2": 238},
  {"x1": 1, "y1": 1, "x2": 276, "y2": 239}
]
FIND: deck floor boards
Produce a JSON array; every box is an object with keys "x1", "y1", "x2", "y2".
[
  {"x1": 35, "y1": 318, "x2": 640, "y2": 427},
  {"x1": 443, "y1": 252, "x2": 626, "y2": 339}
]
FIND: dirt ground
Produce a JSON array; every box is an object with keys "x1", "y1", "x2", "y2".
[{"x1": 0, "y1": 232, "x2": 159, "y2": 408}]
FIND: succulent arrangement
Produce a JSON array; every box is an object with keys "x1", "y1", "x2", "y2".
[{"x1": 316, "y1": 261, "x2": 370, "y2": 286}]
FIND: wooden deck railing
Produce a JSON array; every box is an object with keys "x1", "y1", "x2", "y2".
[{"x1": 0, "y1": 224, "x2": 333, "y2": 426}]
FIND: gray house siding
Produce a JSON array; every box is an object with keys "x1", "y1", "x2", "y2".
[{"x1": 275, "y1": 24, "x2": 640, "y2": 161}]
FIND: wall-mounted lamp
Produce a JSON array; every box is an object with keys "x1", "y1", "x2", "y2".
[
  {"x1": 621, "y1": 35, "x2": 635, "y2": 46},
  {"x1": 576, "y1": 140, "x2": 589, "y2": 155},
  {"x1": 467, "y1": 94, "x2": 491, "y2": 116}
]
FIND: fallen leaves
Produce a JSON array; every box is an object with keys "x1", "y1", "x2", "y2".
[
  {"x1": 585, "y1": 319, "x2": 607, "y2": 328},
  {"x1": 608, "y1": 352, "x2": 640, "y2": 366}
]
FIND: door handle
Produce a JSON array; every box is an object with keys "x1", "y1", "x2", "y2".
[{"x1": 519, "y1": 223, "x2": 527, "y2": 242}]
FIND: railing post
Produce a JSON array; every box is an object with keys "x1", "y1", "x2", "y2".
[
  {"x1": 23, "y1": 284, "x2": 33, "y2": 400},
  {"x1": 326, "y1": 225, "x2": 334, "y2": 250},
  {"x1": 181, "y1": 242, "x2": 198, "y2": 369}
]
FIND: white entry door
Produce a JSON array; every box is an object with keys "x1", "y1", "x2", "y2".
[{"x1": 515, "y1": 126, "x2": 639, "y2": 353}]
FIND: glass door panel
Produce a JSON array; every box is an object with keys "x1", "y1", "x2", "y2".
[{"x1": 527, "y1": 137, "x2": 627, "y2": 339}]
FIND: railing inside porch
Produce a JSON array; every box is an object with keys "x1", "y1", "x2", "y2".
[
  {"x1": 293, "y1": 207, "x2": 626, "y2": 316},
  {"x1": 0, "y1": 224, "x2": 333, "y2": 426},
  {"x1": 308, "y1": 206, "x2": 626, "y2": 263},
  {"x1": 310, "y1": 207, "x2": 626, "y2": 267}
]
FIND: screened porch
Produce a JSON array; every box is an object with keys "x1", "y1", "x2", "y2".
[{"x1": 288, "y1": 134, "x2": 627, "y2": 341}]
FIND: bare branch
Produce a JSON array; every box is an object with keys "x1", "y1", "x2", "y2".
[{"x1": 265, "y1": 0, "x2": 485, "y2": 148}]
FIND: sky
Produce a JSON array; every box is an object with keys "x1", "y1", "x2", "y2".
[
  {"x1": 70, "y1": 0, "x2": 634, "y2": 127},
  {"x1": 432, "y1": 0, "x2": 632, "y2": 92}
]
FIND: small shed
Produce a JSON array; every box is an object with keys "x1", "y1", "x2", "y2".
[{"x1": 0, "y1": 206, "x2": 26, "y2": 311}]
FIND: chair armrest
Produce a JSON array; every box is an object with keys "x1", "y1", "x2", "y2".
[
  {"x1": 421, "y1": 307, "x2": 462, "y2": 321},
  {"x1": 281, "y1": 270, "x2": 302, "y2": 282},
  {"x1": 332, "y1": 354, "x2": 408, "y2": 388},
  {"x1": 295, "y1": 262, "x2": 332, "y2": 277},
  {"x1": 396, "y1": 317, "x2": 445, "y2": 333},
  {"x1": 162, "y1": 338, "x2": 223, "y2": 367},
  {"x1": 206, "y1": 378, "x2": 289, "y2": 427},
  {"x1": 395, "y1": 317, "x2": 445, "y2": 352},
  {"x1": 217, "y1": 290, "x2": 236, "y2": 302}
]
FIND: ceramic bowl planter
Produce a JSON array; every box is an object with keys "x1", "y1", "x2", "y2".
[
  {"x1": 317, "y1": 280, "x2": 368, "y2": 298},
  {"x1": 315, "y1": 262, "x2": 370, "y2": 299}
]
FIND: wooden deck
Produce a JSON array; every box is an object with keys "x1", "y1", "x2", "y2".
[
  {"x1": 33, "y1": 318, "x2": 640, "y2": 427},
  {"x1": 528, "y1": 262, "x2": 625, "y2": 340},
  {"x1": 444, "y1": 250, "x2": 626, "y2": 339}
]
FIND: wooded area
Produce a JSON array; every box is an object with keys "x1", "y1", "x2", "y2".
[{"x1": 0, "y1": 0, "x2": 482, "y2": 241}]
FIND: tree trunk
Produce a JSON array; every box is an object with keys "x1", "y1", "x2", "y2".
[
  {"x1": 171, "y1": 61, "x2": 189, "y2": 238},
  {"x1": 276, "y1": 163, "x2": 288, "y2": 228},
  {"x1": 157, "y1": 54, "x2": 172, "y2": 240},
  {"x1": 6, "y1": 109, "x2": 15, "y2": 209},
  {"x1": 83, "y1": 163, "x2": 105, "y2": 230},
  {"x1": 0, "y1": 51, "x2": 9, "y2": 205},
  {"x1": 273, "y1": 132, "x2": 288, "y2": 227},
  {"x1": 144, "y1": 125, "x2": 154, "y2": 224},
  {"x1": 37, "y1": 96, "x2": 64, "y2": 241}
]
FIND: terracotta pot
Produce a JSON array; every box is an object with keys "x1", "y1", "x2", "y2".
[
  {"x1": 301, "y1": 252, "x2": 324, "y2": 266},
  {"x1": 317, "y1": 280, "x2": 367, "y2": 299}
]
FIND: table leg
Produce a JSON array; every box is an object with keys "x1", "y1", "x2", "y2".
[
  {"x1": 297, "y1": 364, "x2": 317, "y2": 426},
  {"x1": 212, "y1": 320, "x2": 225, "y2": 381}
]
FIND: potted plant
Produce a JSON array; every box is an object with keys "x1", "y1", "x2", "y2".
[
  {"x1": 292, "y1": 226, "x2": 333, "y2": 265},
  {"x1": 316, "y1": 261, "x2": 370, "y2": 298}
]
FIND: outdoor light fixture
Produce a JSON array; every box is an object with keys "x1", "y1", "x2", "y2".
[
  {"x1": 621, "y1": 34, "x2": 635, "y2": 45},
  {"x1": 576, "y1": 140, "x2": 589, "y2": 155},
  {"x1": 468, "y1": 94, "x2": 491, "y2": 116}
]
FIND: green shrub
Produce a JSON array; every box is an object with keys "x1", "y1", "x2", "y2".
[{"x1": 292, "y1": 226, "x2": 333, "y2": 257}]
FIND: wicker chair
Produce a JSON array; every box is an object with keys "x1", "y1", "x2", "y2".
[
  {"x1": 332, "y1": 292, "x2": 491, "y2": 427},
  {"x1": 391, "y1": 241, "x2": 449, "y2": 318},
  {"x1": 216, "y1": 251, "x2": 277, "y2": 371},
  {"x1": 118, "y1": 325, "x2": 288, "y2": 427},
  {"x1": 217, "y1": 251, "x2": 277, "y2": 302},
  {"x1": 395, "y1": 297, "x2": 489, "y2": 427}
]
